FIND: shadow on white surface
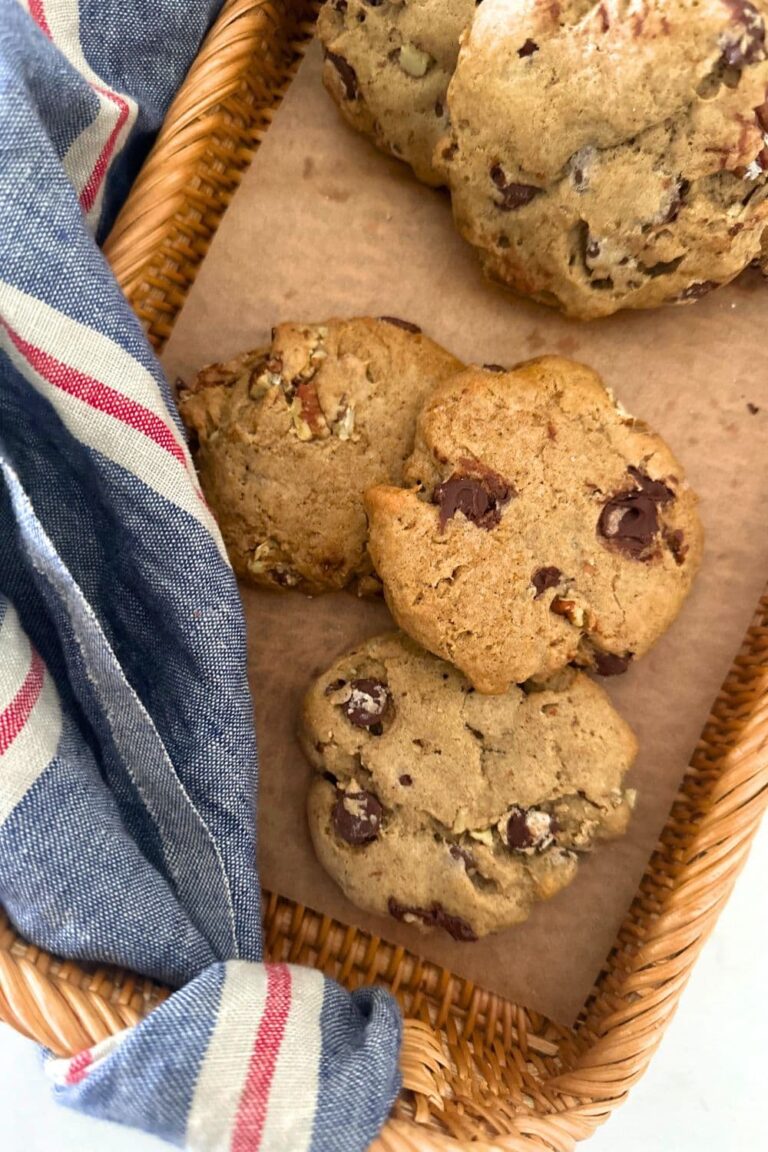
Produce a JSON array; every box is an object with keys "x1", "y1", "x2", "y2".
[{"x1": 1, "y1": 824, "x2": 765, "y2": 1151}]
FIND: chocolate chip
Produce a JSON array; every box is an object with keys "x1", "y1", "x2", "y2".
[
  {"x1": 532, "y1": 566, "x2": 562, "y2": 599},
  {"x1": 721, "y1": 0, "x2": 766, "y2": 68},
  {"x1": 505, "y1": 806, "x2": 556, "y2": 853},
  {"x1": 324, "y1": 678, "x2": 347, "y2": 695},
  {"x1": 747, "y1": 401, "x2": 760, "y2": 414},
  {"x1": 378, "y1": 316, "x2": 422, "y2": 334},
  {"x1": 626, "y1": 466, "x2": 675, "y2": 505},
  {"x1": 663, "y1": 178, "x2": 690, "y2": 224},
  {"x1": 593, "y1": 650, "x2": 633, "y2": 676},
  {"x1": 518, "y1": 39, "x2": 539, "y2": 57},
  {"x1": 449, "y1": 844, "x2": 475, "y2": 868},
  {"x1": 270, "y1": 569, "x2": 293, "y2": 588},
  {"x1": 598, "y1": 468, "x2": 675, "y2": 559},
  {"x1": 598, "y1": 492, "x2": 660, "y2": 557},
  {"x1": 341, "y1": 678, "x2": 392, "y2": 728},
  {"x1": 325, "y1": 51, "x2": 359, "y2": 100},
  {"x1": 332, "y1": 789, "x2": 383, "y2": 845},
  {"x1": 756, "y1": 99, "x2": 768, "y2": 132},
  {"x1": 490, "y1": 164, "x2": 542, "y2": 211},
  {"x1": 678, "y1": 280, "x2": 718, "y2": 301},
  {"x1": 432, "y1": 459, "x2": 513, "y2": 532},
  {"x1": 483, "y1": 363, "x2": 506, "y2": 372},
  {"x1": 399, "y1": 774, "x2": 413, "y2": 786},
  {"x1": 664, "y1": 528, "x2": 688, "y2": 566},
  {"x1": 387, "y1": 898, "x2": 478, "y2": 942}
]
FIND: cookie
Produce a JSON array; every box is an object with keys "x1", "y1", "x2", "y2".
[
  {"x1": 365, "y1": 357, "x2": 703, "y2": 694},
  {"x1": 301, "y1": 632, "x2": 637, "y2": 940},
  {"x1": 177, "y1": 317, "x2": 463, "y2": 595},
  {"x1": 318, "y1": 0, "x2": 473, "y2": 185},
  {"x1": 439, "y1": 0, "x2": 768, "y2": 318}
]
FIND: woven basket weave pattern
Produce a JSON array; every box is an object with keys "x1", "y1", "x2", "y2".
[{"x1": 2, "y1": 3, "x2": 767, "y2": 1149}]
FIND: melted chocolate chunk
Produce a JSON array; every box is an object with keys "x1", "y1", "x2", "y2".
[
  {"x1": 626, "y1": 466, "x2": 675, "y2": 505},
  {"x1": 341, "y1": 678, "x2": 392, "y2": 728},
  {"x1": 721, "y1": 0, "x2": 766, "y2": 68},
  {"x1": 332, "y1": 789, "x2": 383, "y2": 845},
  {"x1": 663, "y1": 178, "x2": 690, "y2": 224},
  {"x1": 664, "y1": 528, "x2": 688, "y2": 566},
  {"x1": 505, "y1": 806, "x2": 556, "y2": 853},
  {"x1": 324, "y1": 678, "x2": 347, "y2": 695},
  {"x1": 532, "y1": 566, "x2": 562, "y2": 599},
  {"x1": 678, "y1": 280, "x2": 718, "y2": 301},
  {"x1": 449, "y1": 844, "x2": 475, "y2": 869},
  {"x1": 598, "y1": 468, "x2": 675, "y2": 559},
  {"x1": 432, "y1": 459, "x2": 513, "y2": 531},
  {"x1": 398, "y1": 774, "x2": 413, "y2": 787},
  {"x1": 518, "y1": 38, "x2": 539, "y2": 57},
  {"x1": 490, "y1": 165, "x2": 542, "y2": 211},
  {"x1": 598, "y1": 492, "x2": 660, "y2": 557},
  {"x1": 325, "y1": 51, "x2": 359, "y2": 100},
  {"x1": 378, "y1": 316, "x2": 421, "y2": 333},
  {"x1": 388, "y1": 898, "x2": 478, "y2": 942},
  {"x1": 593, "y1": 650, "x2": 633, "y2": 677},
  {"x1": 270, "y1": 569, "x2": 294, "y2": 588}
]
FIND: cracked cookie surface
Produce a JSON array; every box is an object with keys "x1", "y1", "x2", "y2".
[
  {"x1": 177, "y1": 317, "x2": 463, "y2": 594},
  {"x1": 440, "y1": 0, "x2": 768, "y2": 318},
  {"x1": 302, "y1": 631, "x2": 638, "y2": 940},
  {"x1": 365, "y1": 357, "x2": 703, "y2": 693},
  {"x1": 318, "y1": 0, "x2": 473, "y2": 185}
]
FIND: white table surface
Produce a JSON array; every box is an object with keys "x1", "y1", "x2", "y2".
[{"x1": 2, "y1": 821, "x2": 765, "y2": 1151}]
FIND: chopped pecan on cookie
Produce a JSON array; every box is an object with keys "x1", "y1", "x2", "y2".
[{"x1": 177, "y1": 317, "x2": 463, "y2": 595}]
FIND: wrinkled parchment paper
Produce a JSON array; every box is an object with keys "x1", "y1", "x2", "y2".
[{"x1": 162, "y1": 42, "x2": 768, "y2": 1023}]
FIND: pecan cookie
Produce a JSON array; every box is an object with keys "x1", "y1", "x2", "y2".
[
  {"x1": 318, "y1": 0, "x2": 474, "y2": 185},
  {"x1": 301, "y1": 632, "x2": 637, "y2": 940},
  {"x1": 365, "y1": 357, "x2": 703, "y2": 693},
  {"x1": 439, "y1": 0, "x2": 768, "y2": 317},
  {"x1": 177, "y1": 317, "x2": 462, "y2": 594}
]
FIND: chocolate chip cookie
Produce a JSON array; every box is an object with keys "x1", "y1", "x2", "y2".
[
  {"x1": 318, "y1": 0, "x2": 473, "y2": 185},
  {"x1": 439, "y1": 0, "x2": 768, "y2": 317},
  {"x1": 302, "y1": 632, "x2": 637, "y2": 940},
  {"x1": 177, "y1": 317, "x2": 462, "y2": 594},
  {"x1": 365, "y1": 357, "x2": 703, "y2": 694}
]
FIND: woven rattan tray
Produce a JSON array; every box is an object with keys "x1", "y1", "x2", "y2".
[{"x1": 2, "y1": 2, "x2": 768, "y2": 1147}]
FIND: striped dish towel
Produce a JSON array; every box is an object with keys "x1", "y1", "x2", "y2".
[{"x1": 0, "y1": 2, "x2": 402, "y2": 1149}]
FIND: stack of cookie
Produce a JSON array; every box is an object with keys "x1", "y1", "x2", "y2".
[
  {"x1": 179, "y1": 318, "x2": 703, "y2": 942},
  {"x1": 318, "y1": 0, "x2": 768, "y2": 318}
]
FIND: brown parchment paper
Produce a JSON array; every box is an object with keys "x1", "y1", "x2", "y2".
[{"x1": 162, "y1": 42, "x2": 768, "y2": 1023}]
